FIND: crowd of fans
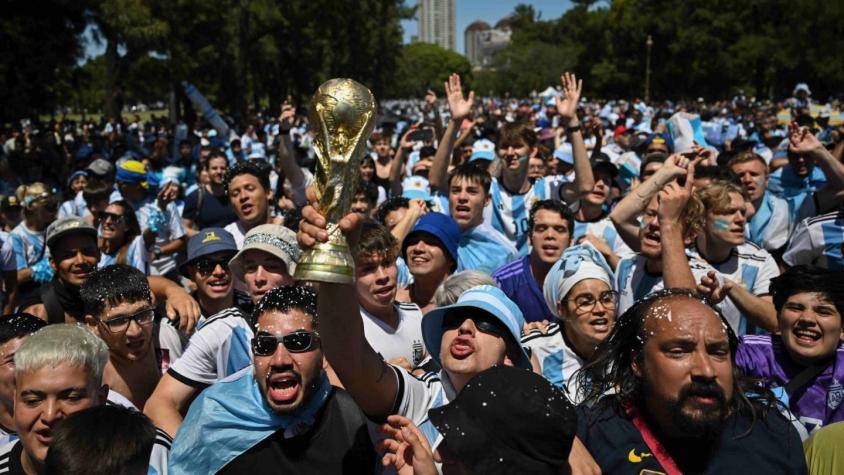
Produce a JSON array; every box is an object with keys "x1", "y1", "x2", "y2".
[{"x1": 0, "y1": 73, "x2": 841, "y2": 474}]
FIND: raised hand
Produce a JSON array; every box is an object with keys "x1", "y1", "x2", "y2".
[
  {"x1": 788, "y1": 121, "x2": 823, "y2": 154},
  {"x1": 555, "y1": 72, "x2": 583, "y2": 124},
  {"x1": 279, "y1": 101, "x2": 295, "y2": 132},
  {"x1": 377, "y1": 415, "x2": 437, "y2": 475},
  {"x1": 444, "y1": 73, "x2": 475, "y2": 122},
  {"x1": 697, "y1": 270, "x2": 733, "y2": 303}
]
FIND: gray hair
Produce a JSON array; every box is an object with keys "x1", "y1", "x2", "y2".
[
  {"x1": 15, "y1": 324, "x2": 109, "y2": 386},
  {"x1": 433, "y1": 271, "x2": 498, "y2": 307}
]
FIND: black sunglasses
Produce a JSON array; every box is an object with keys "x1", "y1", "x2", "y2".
[
  {"x1": 195, "y1": 257, "x2": 231, "y2": 277},
  {"x1": 441, "y1": 311, "x2": 506, "y2": 338},
  {"x1": 252, "y1": 330, "x2": 320, "y2": 356},
  {"x1": 97, "y1": 211, "x2": 125, "y2": 224}
]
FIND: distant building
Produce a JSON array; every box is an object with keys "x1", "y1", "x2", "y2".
[
  {"x1": 418, "y1": 0, "x2": 456, "y2": 52},
  {"x1": 464, "y1": 16, "x2": 512, "y2": 69}
]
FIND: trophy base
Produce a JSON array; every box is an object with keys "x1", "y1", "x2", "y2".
[{"x1": 293, "y1": 239, "x2": 355, "y2": 284}]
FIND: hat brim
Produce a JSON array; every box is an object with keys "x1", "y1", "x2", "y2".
[
  {"x1": 469, "y1": 152, "x2": 495, "y2": 162},
  {"x1": 179, "y1": 247, "x2": 238, "y2": 277},
  {"x1": 46, "y1": 227, "x2": 97, "y2": 250},
  {"x1": 228, "y1": 242, "x2": 296, "y2": 280},
  {"x1": 422, "y1": 303, "x2": 531, "y2": 371}
]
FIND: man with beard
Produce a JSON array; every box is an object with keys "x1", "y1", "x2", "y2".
[
  {"x1": 17, "y1": 217, "x2": 199, "y2": 334},
  {"x1": 145, "y1": 224, "x2": 301, "y2": 437},
  {"x1": 493, "y1": 200, "x2": 573, "y2": 322},
  {"x1": 576, "y1": 288, "x2": 807, "y2": 473},
  {"x1": 223, "y1": 161, "x2": 283, "y2": 247},
  {"x1": 168, "y1": 285, "x2": 374, "y2": 474}
]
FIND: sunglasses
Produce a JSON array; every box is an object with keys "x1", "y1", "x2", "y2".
[
  {"x1": 97, "y1": 211, "x2": 125, "y2": 224},
  {"x1": 441, "y1": 311, "x2": 507, "y2": 338},
  {"x1": 252, "y1": 330, "x2": 320, "y2": 356},
  {"x1": 195, "y1": 257, "x2": 231, "y2": 277}
]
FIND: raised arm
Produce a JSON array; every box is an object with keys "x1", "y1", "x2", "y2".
[
  {"x1": 424, "y1": 89, "x2": 444, "y2": 141},
  {"x1": 276, "y1": 102, "x2": 307, "y2": 197},
  {"x1": 610, "y1": 154, "x2": 688, "y2": 251},
  {"x1": 298, "y1": 195, "x2": 399, "y2": 418},
  {"x1": 428, "y1": 73, "x2": 474, "y2": 192},
  {"x1": 557, "y1": 73, "x2": 595, "y2": 201},
  {"x1": 791, "y1": 123, "x2": 844, "y2": 212},
  {"x1": 658, "y1": 166, "x2": 698, "y2": 290},
  {"x1": 389, "y1": 129, "x2": 414, "y2": 197}
]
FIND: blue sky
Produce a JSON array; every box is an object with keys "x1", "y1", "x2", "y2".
[{"x1": 403, "y1": 0, "x2": 574, "y2": 54}]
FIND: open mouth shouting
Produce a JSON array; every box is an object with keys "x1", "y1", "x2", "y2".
[{"x1": 266, "y1": 371, "x2": 301, "y2": 405}]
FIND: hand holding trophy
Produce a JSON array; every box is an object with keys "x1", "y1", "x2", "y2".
[{"x1": 293, "y1": 78, "x2": 377, "y2": 283}]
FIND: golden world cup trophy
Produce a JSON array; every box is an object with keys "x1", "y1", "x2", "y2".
[{"x1": 294, "y1": 78, "x2": 377, "y2": 283}]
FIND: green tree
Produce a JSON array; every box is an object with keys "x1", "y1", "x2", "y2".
[{"x1": 391, "y1": 43, "x2": 472, "y2": 98}]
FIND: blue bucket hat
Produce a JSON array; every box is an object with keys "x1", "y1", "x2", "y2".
[
  {"x1": 402, "y1": 213, "x2": 460, "y2": 269},
  {"x1": 422, "y1": 285, "x2": 531, "y2": 370},
  {"x1": 179, "y1": 228, "x2": 238, "y2": 276}
]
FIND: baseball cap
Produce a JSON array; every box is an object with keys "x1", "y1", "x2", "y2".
[
  {"x1": 228, "y1": 224, "x2": 302, "y2": 279},
  {"x1": 18, "y1": 183, "x2": 55, "y2": 209},
  {"x1": 469, "y1": 139, "x2": 496, "y2": 162},
  {"x1": 87, "y1": 158, "x2": 115, "y2": 178},
  {"x1": 179, "y1": 228, "x2": 238, "y2": 276},
  {"x1": 592, "y1": 156, "x2": 618, "y2": 177},
  {"x1": 67, "y1": 170, "x2": 89, "y2": 188},
  {"x1": 401, "y1": 176, "x2": 432, "y2": 201},
  {"x1": 46, "y1": 217, "x2": 97, "y2": 249},
  {"x1": 553, "y1": 143, "x2": 574, "y2": 165},
  {"x1": 422, "y1": 285, "x2": 530, "y2": 370},
  {"x1": 428, "y1": 365, "x2": 576, "y2": 474},
  {"x1": 402, "y1": 213, "x2": 459, "y2": 267},
  {"x1": 643, "y1": 132, "x2": 674, "y2": 153}
]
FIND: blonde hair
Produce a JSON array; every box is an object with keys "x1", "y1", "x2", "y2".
[{"x1": 695, "y1": 181, "x2": 749, "y2": 215}]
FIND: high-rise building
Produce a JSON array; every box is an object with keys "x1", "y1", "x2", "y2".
[
  {"x1": 417, "y1": 0, "x2": 456, "y2": 52},
  {"x1": 464, "y1": 16, "x2": 513, "y2": 69}
]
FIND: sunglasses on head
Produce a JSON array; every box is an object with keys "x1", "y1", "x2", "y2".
[
  {"x1": 252, "y1": 330, "x2": 320, "y2": 356},
  {"x1": 194, "y1": 257, "x2": 231, "y2": 276},
  {"x1": 441, "y1": 311, "x2": 507, "y2": 338},
  {"x1": 97, "y1": 211, "x2": 125, "y2": 224}
]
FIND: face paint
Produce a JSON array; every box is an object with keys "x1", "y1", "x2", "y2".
[{"x1": 713, "y1": 218, "x2": 731, "y2": 231}]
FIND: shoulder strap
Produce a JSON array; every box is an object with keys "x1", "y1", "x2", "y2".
[
  {"x1": 784, "y1": 358, "x2": 834, "y2": 397},
  {"x1": 41, "y1": 283, "x2": 66, "y2": 324},
  {"x1": 624, "y1": 401, "x2": 682, "y2": 475}
]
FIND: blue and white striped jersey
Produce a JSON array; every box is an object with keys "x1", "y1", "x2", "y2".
[
  {"x1": 167, "y1": 307, "x2": 253, "y2": 387},
  {"x1": 392, "y1": 367, "x2": 456, "y2": 450},
  {"x1": 691, "y1": 243, "x2": 780, "y2": 335},
  {"x1": 615, "y1": 254, "x2": 717, "y2": 316},
  {"x1": 572, "y1": 216, "x2": 635, "y2": 260},
  {"x1": 746, "y1": 191, "x2": 792, "y2": 252},
  {"x1": 97, "y1": 235, "x2": 148, "y2": 274},
  {"x1": 8, "y1": 222, "x2": 45, "y2": 270},
  {"x1": 457, "y1": 223, "x2": 519, "y2": 274},
  {"x1": 521, "y1": 322, "x2": 588, "y2": 404},
  {"x1": 784, "y1": 208, "x2": 844, "y2": 270},
  {"x1": 487, "y1": 176, "x2": 562, "y2": 255}
]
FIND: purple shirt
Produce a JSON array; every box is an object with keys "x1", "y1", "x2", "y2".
[
  {"x1": 736, "y1": 334, "x2": 844, "y2": 434},
  {"x1": 493, "y1": 255, "x2": 555, "y2": 323}
]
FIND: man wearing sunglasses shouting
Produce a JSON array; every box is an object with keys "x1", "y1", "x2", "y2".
[
  {"x1": 169, "y1": 285, "x2": 375, "y2": 474},
  {"x1": 146, "y1": 224, "x2": 302, "y2": 437}
]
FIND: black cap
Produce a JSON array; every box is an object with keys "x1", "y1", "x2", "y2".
[{"x1": 427, "y1": 365, "x2": 576, "y2": 474}]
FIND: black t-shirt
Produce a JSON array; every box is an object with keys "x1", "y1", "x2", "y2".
[
  {"x1": 219, "y1": 389, "x2": 375, "y2": 474},
  {"x1": 576, "y1": 398, "x2": 808, "y2": 474},
  {"x1": 182, "y1": 188, "x2": 237, "y2": 230}
]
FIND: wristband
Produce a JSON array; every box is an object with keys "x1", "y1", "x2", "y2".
[{"x1": 566, "y1": 125, "x2": 582, "y2": 134}]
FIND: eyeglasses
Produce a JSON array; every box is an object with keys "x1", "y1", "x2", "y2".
[
  {"x1": 441, "y1": 312, "x2": 506, "y2": 338},
  {"x1": 195, "y1": 257, "x2": 231, "y2": 277},
  {"x1": 252, "y1": 330, "x2": 320, "y2": 356},
  {"x1": 97, "y1": 211, "x2": 125, "y2": 224},
  {"x1": 566, "y1": 290, "x2": 618, "y2": 314},
  {"x1": 97, "y1": 308, "x2": 155, "y2": 333}
]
